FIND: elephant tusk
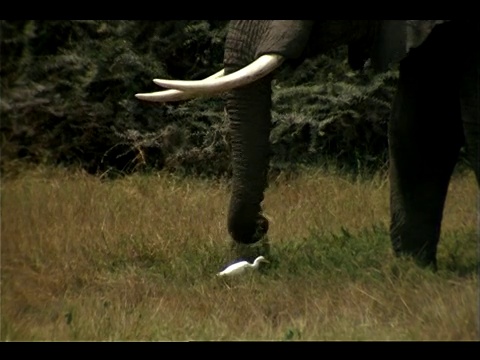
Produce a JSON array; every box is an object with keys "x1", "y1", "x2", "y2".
[
  {"x1": 135, "y1": 69, "x2": 225, "y2": 102},
  {"x1": 135, "y1": 88, "x2": 198, "y2": 102},
  {"x1": 152, "y1": 54, "x2": 285, "y2": 93},
  {"x1": 204, "y1": 69, "x2": 226, "y2": 80}
]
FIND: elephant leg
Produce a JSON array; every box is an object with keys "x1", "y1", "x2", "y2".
[
  {"x1": 459, "y1": 21, "x2": 480, "y2": 186},
  {"x1": 388, "y1": 23, "x2": 464, "y2": 268}
]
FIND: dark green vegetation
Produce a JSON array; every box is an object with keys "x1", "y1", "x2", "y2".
[{"x1": 2, "y1": 20, "x2": 407, "y2": 178}]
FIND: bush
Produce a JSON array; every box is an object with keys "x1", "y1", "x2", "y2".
[
  {"x1": 1, "y1": 20, "x2": 228, "y2": 176},
  {"x1": 271, "y1": 50, "x2": 398, "y2": 174},
  {"x1": 1, "y1": 21, "x2": 397, "y2": 178}
]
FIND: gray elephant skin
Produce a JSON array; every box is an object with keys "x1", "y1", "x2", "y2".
[{"x1": 138, "y1": 20, "x2": 480, "y2": 269}]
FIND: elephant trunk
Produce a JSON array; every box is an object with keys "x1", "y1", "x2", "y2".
[
  {"x1": 226, "y1": 76, "x2": 273, "y2": 244},
  {"x1": 224, "y1": 21, "x2": 273, "y2": 245},
  {"x1": 224, "y1": 20, "x2": 314, "y2": 245}
]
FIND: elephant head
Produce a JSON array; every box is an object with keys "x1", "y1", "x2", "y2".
[
  {"x1": 136, "y1": 20, "x2": 476, "y2": 269},
  {"x1": 137, "y1": 21, "x2": 382, "y2": 246}
]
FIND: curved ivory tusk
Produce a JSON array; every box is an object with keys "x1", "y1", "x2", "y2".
[
  {"x1": 204, "y1": 69, "x2": 225, "y2": 80},
  {"x1": 152, "y1": 54, "x2": 284, "y2": 93},
  {"x1": 135, "y1": 89, "x2": 198, "y2": 102},
  {"x1": 135, "y1": 69, "x2": 225, "y2": 102}
]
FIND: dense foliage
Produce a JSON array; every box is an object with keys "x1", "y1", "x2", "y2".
[{"x1": 1, "y1": 20, "x2": 398, "y2": 178}]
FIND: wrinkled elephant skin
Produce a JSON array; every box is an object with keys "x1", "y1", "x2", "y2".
[
  {"x1": 137, "y1": 20, "x2": 479, "y2": 269},
  {"x1": 223, "y1": 20, "x2": 479, "y2": 269}
]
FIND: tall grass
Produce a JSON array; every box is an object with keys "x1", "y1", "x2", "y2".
[{"x1": 1, "y1": 166, "x2": 478, "y2": 340}]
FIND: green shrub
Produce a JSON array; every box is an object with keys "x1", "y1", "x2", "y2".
[
  {"x1": 271, "y1": 51, "x2": 398, "y2": 174},
  {"x1": 2, "y1": 21, "x2": 400, "y2": 178}
]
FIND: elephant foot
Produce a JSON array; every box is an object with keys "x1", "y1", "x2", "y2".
[{"x1": 228, "y1": 235, "x2": 271, "y2": 264}]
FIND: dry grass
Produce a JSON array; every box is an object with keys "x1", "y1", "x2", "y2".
[{"x1": 1, "y1": 165, "x2": 478, "y2": 341}]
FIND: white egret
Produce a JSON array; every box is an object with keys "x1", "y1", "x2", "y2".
[{"x1": 216, "y1": 256, "x2": 269, "y2": 277}]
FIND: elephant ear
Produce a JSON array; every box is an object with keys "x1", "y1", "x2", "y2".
[{"x1": 371, "y1": 20, "x2": 450, "y2": 72}]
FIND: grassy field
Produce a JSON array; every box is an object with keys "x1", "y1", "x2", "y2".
[{"x1": 1, "y1": 165, "x2": 478, "y2": 341}]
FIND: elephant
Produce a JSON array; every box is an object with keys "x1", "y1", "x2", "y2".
[{"x1": 136, "y1": 20, "x2": 480, "y2": 269}]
